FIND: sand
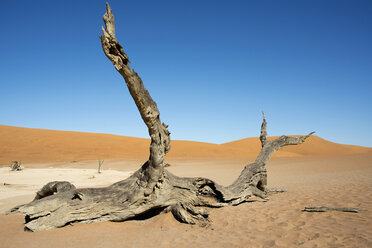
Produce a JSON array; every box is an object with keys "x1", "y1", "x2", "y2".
[
  {"x1": 1, "y1": 125, "x2": 371, "y2": 164},
  {"x1": 0, "y1": 125, "x2": 371, "y2": 247},
  {"x1": 0, "y1": 153, "x2": 371, "y2": 247}
]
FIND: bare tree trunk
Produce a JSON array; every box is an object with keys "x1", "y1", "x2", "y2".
[
  {"x1": 98, "y1": 160, "x2": 104, "y2": 174},
  {"x1": 9, "y1": 3, "x2": 313, "y2": 232}
]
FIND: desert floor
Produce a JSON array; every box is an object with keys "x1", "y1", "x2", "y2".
[{"x1": 0, "y1": 153, "x2": 371, "y2": 248}]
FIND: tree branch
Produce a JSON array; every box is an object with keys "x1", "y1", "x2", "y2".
[
  {"x1": 100, "y1": 3, "x2": 170, "y2": 193},
  {"x1": 303, "y1": 206, "x2": 360, "y2": 213},
  {"x1": 255, "y1": 131, "x2": 315, "y2": 164},
  {"x1": 260, "y1": 112, "x2": 267, "y2": 147}
]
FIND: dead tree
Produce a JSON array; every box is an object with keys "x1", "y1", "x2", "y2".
[
  {"x1": 98, "y1": 160, "x2": 104, "y2": 174},
  {"x1": 10, "y1": 3, "x2": 313, "y2": 232},
  {"x1": 9, "y1": 161, "x2": 22, "y2": 171}
]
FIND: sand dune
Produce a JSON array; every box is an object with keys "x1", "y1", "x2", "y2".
[
  {"x1": 0, "y1": 125, "x2": 150, "y2": 164},
  {"x1": 0, "y1": 125, "x2": 371, "y2": 164}
]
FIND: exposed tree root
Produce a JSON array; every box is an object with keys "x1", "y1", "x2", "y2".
[{"x1": 10, "y1": 3, "x2": 313, "y2": 231}]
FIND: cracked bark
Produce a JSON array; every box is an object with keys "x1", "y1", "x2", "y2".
[{"x1": 9, "y1": 3, "x2": 313, "y2": 232}]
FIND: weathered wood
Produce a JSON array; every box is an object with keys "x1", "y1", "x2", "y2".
[
  {"x1": 10, "y1": 3, "x2": 313, "y2": 232},
  {"x1": 303, "y1": 206, "x2": 360, "y2": 213},
  {"x1": 98, "y1": 160, "x2": 104, "y2": 173}
]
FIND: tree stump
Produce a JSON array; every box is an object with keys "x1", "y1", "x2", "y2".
[{"x1": 9, "y1": 161, "x2": 22, "y2": 171}]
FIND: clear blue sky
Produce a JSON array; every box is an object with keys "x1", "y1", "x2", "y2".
[{"x1": 1, "y1": 0, "x2": 371, "y2": 147}]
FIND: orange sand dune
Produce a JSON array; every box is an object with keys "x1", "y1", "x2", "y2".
[{"x1": 0, "y1": 125, "x2": 370, "y2": 164}]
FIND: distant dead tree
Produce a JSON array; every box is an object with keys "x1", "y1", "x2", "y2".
[
  {"x1": 10, "y1": 3, "x2": 314, "y2": 232},
  {"x1": 9, "y1": 161, "x2": 22, "y2": 171},
  {"x1": 98, "y1": 160, "x2": 104, "y2": 173}
]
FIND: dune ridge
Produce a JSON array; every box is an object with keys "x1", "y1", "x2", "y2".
[{"x1": 0, "y1": 125, "x2": 370, "y2": 164}]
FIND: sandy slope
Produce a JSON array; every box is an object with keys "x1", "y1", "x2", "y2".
[
  {"x1": 0, "y1": 153, "x2": 371, "y2": 248},
  {"x1": 1, "y1": 125, "x2": 370, "y2": 164}
]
